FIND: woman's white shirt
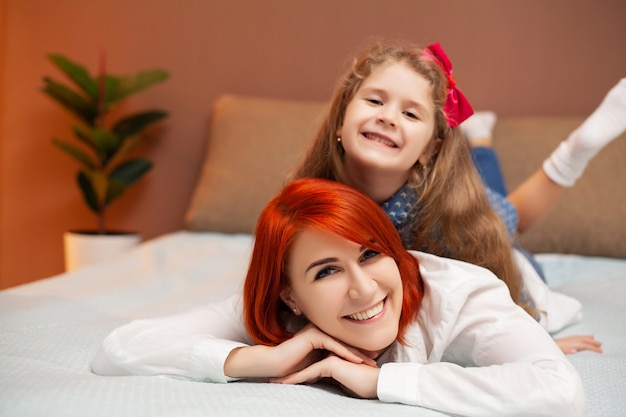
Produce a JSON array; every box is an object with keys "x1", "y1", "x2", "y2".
[
  {"x1": 92, "y1": 251, "x2": 584, "y2": 417},
  {"x1": 376, "y1": 251, "x2": 584, "y2": 416}
]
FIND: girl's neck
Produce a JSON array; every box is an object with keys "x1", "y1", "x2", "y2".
[{"x1": 344, "y1": 163, "x2": 408, "y2": 204}]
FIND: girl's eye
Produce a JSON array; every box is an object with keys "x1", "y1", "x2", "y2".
[
  {"x1": 366, "y1": 98, "x2": 382, "y2": 105},
  {"x1": 315, "y1": 266, "x2": 338, "y2": 280},
  {"x1": 404, "y1": 111, "x2": 419, "y2": 120},
  {"x1": 360, "y1": 249, "x2": 381, "y2": 262}
]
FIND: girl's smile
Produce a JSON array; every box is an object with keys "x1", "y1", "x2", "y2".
[
  {"x1": 361, "y1": 132, "x2": 398, "y2": 149},
  {"x1": 338, "y1": 60, "x2": 440, "y2": 201}
]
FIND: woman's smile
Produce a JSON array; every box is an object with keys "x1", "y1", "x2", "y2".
[
  {"x1": 345, "y1": 297, "x2": 387, "y2": 322},
  {"x1": 284, "y1": 228, "x2": 403, "y2": 352}
]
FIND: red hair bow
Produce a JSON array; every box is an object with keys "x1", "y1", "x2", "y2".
[{"x1": 423, "y1": 43, "x2": 474, "y2": 127}]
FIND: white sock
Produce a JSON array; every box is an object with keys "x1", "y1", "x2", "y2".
[
  {"x1": 543, "y1": 78, "x2": 626, "y2": 187},
  {"x1": 461, "y1": 111, "x2": 497, "y2": 142}
]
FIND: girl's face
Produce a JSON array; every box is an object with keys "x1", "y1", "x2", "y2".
[
  {"x1": 339, "y1": 61, "x2": 439, "y2": 190},
  {"x1": 282, "y1": 228, "x2": 403, "y2": 356}
]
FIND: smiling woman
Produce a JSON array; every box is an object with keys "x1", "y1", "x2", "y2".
[
  {"x1": 92, "y1": 177, "x2": 585, "y2": 417},
  {"x1": 242, "y1": 175, "x2": 422, "y2": 349},
  {"x1": 282, "y1": 228, "x2": 404, "y2": 355}
]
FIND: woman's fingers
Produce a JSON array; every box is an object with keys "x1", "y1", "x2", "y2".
[
  {"x1": 555, "y1": 334, "x2": 603, "y2": 354},
  {"x1": 302, "y1": 326, "x2": 377, "y2": 367},
  {"x1": 270, "y1": 355, "x2": 379, "y2": 399},
  {"x1": 225, "y1": 324, "x2": 378, "y2": 379}
]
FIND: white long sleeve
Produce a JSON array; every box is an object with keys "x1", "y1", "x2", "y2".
[
  {"x1": 92, "y1": 294, "x2": 249, "y2": 382},
  {"x1": 377, "y1": 251, "x2": 585, "y2": 417}
]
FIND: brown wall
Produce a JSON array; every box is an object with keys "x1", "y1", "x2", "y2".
[{"x1": 1, "y1": 0, "x2": 625, "y2": 289}]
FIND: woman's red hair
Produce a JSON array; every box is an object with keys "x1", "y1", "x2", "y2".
[{"x1": 243, "y1": 178, "x2": 424, "y2": 346}]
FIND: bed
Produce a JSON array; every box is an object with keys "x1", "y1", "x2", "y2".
[{"x1": 2, "y1": 95, "x2": 625, "y2": 417}]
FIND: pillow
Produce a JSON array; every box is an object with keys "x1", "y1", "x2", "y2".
[
  {"x1": 185, "y1": 95, "x2": 327, "y2": 234},
  {"x1": 187, "y1": 95, "x2": 626, "y2": 258},
  {"x1": 494, "y1": 117, "x2": 626, "y2": 258}
]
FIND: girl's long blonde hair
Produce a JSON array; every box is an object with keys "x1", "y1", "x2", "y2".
[{"x1": 293, "y1": 38, "x2": 531, "y2": 314}]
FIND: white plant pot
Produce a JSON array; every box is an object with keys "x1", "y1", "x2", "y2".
[{"x1": 63, "y1": 231, "x2": 141, "y2": 272}]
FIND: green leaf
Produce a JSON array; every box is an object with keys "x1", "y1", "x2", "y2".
[
  {"x1": 52, "y1": 139, "x2": 96, "y2": 169},
  {"x1": 70, "y1": 126, "x2": 121, "y2": 165},
  {"x1": 71, "y1": 125, "x2": 99, "y2": 152},
  {"x1": 47, "y1": 54, "x2": 98, "y2": 98},
  {"x1": 42, "y1": 77, "x2": 98, "y2": 125},
  {"x1": 105, "y1": 178, "x2": 127, "y2": 206},
  {"x1": 113, "y1": 110, "x2": 168, "y2": 140},
  {"x1": 88, "y1": 128, "x2": 120, "y2": 162},
  {"x1": 77, "y1": 171, "x2": 100, "y2": 213},
  {"x1": 105, "y1": 134, "x2": 141, "y2": 168},
  {"x1": 80, "y1": 171, "x2": 129, "y2": 210},
  {"x1": 86, "y1": 169, "x2": 109, "y2": 207},
  {"x1": 109, "y1": 159, "x2": 152, "y2": 186},
  {"x1": 109, "y1": 69, "x2": 169, "y2": 104}
]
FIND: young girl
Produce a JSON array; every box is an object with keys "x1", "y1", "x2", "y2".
[
  {"x1": 92, "y1": 178, "x2": 584, "y2": 417},
  {"x1": 292, "y1": 38, "x2": 620, "y2": 352}
]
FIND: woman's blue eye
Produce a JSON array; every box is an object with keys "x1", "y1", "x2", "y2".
[
  {"x1": 404, "y1": 111, "x2": 418, "y2": 120},
  {"x1": 366, "y1": 98, "x2": 382, "y2": 105},
  {"x1": 360, "y1": 249, "x2": 380, "y2": 262},
  {"x1": 315, "y1": 267, "x2": 336, "y2": 280}
]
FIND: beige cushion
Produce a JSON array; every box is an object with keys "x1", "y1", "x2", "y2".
[
  {"x1": 184, "y1": 95, "x2": 327, "y2": 233},
  {"x1": 494, "y1": 118, "x2": 626, "y2": 258},
  {"x1": 186, "y1": 95, "x2": 626, "y2": 258}
]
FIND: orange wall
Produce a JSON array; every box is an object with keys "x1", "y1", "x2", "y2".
[{"x1": 1, "y1": 0, "x2": 625, "y2": 289}]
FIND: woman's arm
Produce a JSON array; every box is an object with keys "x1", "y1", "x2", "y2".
[
  {"x1": 92, "y1": 295, "x2": 375, "y2": 382},
  {"x1": 225, "y1": 324, "x2": 375, "y2": 379},
  {"x1": 378, "y1": 327, "x2": 584, "y2": 416},
  {"x1": 92, "y1": 294, "x2": 250, "y2": 382},
  {"x1": 273, "y1": 254, "x2": 585, "y2": 416},
  {"x1": 377, "y1": 262, "x2": 586, "y2": 417}
]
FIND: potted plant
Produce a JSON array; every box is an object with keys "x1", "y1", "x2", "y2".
[{"x1": 41, "y1": 52, "x2": 169, "y2": 270}]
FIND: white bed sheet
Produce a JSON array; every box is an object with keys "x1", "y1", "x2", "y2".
[{"x1": 1, "y1": 231, "x2": 625, "y2": 417}]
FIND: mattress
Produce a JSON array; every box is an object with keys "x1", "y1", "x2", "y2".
[{"x1": 1, "y1": 231, "x2": 625, "y2": 417}]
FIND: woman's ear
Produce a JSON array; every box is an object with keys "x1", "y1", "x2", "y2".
[
  {"x1": 418, "y1": 138, "x2": 443, "y2": 166},
  {"x1": 280, "y1": 288, "x2": 301, "y2": 315}
]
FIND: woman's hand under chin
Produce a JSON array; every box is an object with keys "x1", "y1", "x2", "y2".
[
  {"x1": 224, "y1": 324, "x2": 376, "y2": 379},
  {"x1": 270, "y1": 354, "x2": 381, "y2": 399}
]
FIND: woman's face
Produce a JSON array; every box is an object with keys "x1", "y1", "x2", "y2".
[
  {"x1": 339, "y1": 60, "x2": 439, "y2": 189},
  {"x1": 282, "y1": 228, "x2": 403, "y2": 356}
]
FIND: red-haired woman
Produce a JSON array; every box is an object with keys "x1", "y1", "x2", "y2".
[{"x1": 93, "y1": 178, "x2": 584, "y2": 417}]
